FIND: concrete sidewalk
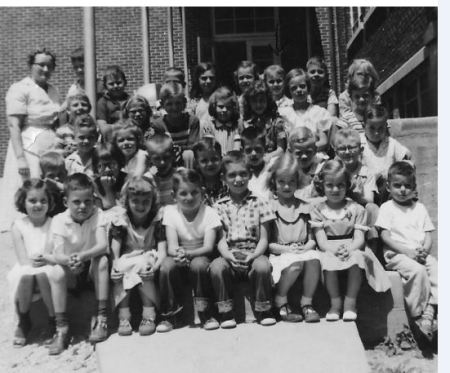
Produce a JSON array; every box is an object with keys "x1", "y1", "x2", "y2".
[{"x1": 96, "y1": 321, "x2": 370, "y2": 373}]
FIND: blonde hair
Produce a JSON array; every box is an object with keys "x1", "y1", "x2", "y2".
[
  {"x1": 269, "y1": 151, "x2": 301, "y2": 192},
  {"x1": 287, "y1": 126, "x2": 317, "y2": 151}
]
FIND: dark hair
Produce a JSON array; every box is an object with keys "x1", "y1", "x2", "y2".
[
  {"x1": 64, "y1": 173, "x2": 95, "y2": 196},
  {"x1": 234, "y1": 60, "x2": 259, "y2": 94},
  {"x1": 159, "y1": 82, "x2": 186, "y2": 105},
  {"x1": 111, "y1": 122, "x2": 143, "y2": 168},
  {"x1": 15, "y1": 178, "x2": 54, "y2": 215},
  {"x1": 347, "y1": 78, "x2": 376, "y2": 98},
  {"x1": 240, "y1": 126, "x2": 266, "y2": 148},
  {"x1": 192, "y1": 136, "x2": 222, "y2": 160},
  {"x1": 27, "y1": 48, "x2": 56, "y2": 69},
  {"x1": 190, "y1": 62, "x2": 216, "y2": 99},
  {"x1": 287, "y1": 126, "x2": 317, "y2": 151},
  {"x1": 121, "y1": 95, "x2": 152, "y2": 132},
  {"x1": 306, "y1": 56, "x2": 331, "y2": 104},
  {"x1": 103, "y1": 65, "x2": 127, "y2": 88},
  {"x1": 172, "y1": 167, "x2": 203, "y2": 194},
  {"x1": 94, "y1": 143, "x2": 117, "y2": 173},
  {"x1": 208, "y1": 86, "x2": 240, "y2": 124},
  {"x1": 70, "y1": 47, "x2": 84, "y2": 62},
  {"x1": 387, "y1": 161, "x2": 416, "y2": 185},
  {"x1": 73, "y1": 114, "x2": 99, "y2": 137},
  {"x1": 285, "y1": 68, "x2": 310, "y2": 98},
  {"x1": 221, "y1": 150, "x2": 251, "y2": 175},
  {"x1": 164, "y1": 67, "x2": 186, "y2": 87},
  {"x1": 242, "y1": 80, "x2": 277, "y2": 120},
  {"x1": 314, "y1": 159, "x2": 352, "y2": 197},
  {"x1": 365, "y1": 104, "x2": 388, "y2": 122},
  {"x1": 40, "y1": 151, "x2": 67, "y2": 179}
]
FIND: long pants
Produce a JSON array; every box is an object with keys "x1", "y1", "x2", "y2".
[
  {"x1": 385, "y1": 253, "x2": 438, "y2": 318},
  {"x1": 209, "y1": 256, "x2": 272, "y2": 313},
  {"x1": 159, "y1": 256, "x2": 212, "y2": 317}
]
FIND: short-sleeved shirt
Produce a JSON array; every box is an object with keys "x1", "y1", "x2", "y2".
[
  {"x1": 336, "y1": 110, "x2": 365, "y2": 133},
  {"x1": 375, "y1": 200, "x2": 435, "y2": 251},
  {"x1": 163, "y1": 203, "x2": 222, "y2": 251},
  {"x1": 347, "y1": 163, "x2": 378, "y2": 203},
  {"x1": 51, "y1": 208, "x2": 106, "y2": 256},
  {"x1": 243, "y1": 115, "x2": 286, "y2": 153},
  {"x1": 153, "y1": 171, "x2": 175, "y2": 206},
  {"x1": 200, "y1": 117, "x2": 241, "y2": 156},
  {"x1": 279, "y1": 103, "x2": 332, "y2": 136},
  {"x1": 96, "y1": 91, "x2": 129, "y2": 124},
  {"x1": 214, "y1": 191, "x2": 276, "y2": 249},
  {"x1": 360, "y1": 134, "x2": 410, "y2": 179},
  {"x1": 65, "y1": 151, "x2": 95, "y2": 178},
  {"x1": 6, "y1": 77, "x2": 60, "y2": 127},
  {"x1": 309, "y1": 88, "x2": 338, "y2": 109},
  {"x1": 153, "y1": 113, "x2": 199, "y2": 151},
  {"x1": 122, "y1": 149, "x2": 148, "y2": 176}
]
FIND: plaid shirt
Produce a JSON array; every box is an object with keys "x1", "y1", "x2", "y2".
[
  {"x1": 214, "y1": 191, "x2": 275, "y2": 249},
  {"x1": 243, "y1": 115, "x2": 286, "y2": 153}
]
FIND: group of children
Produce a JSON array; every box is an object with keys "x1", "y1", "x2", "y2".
[{"x1": 8, "y1": 51, "x2": 437, "y2": 356}]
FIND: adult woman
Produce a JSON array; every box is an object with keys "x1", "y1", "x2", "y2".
[{"x1": 1, "y1": 48, "x2": 61, "y2": 231}]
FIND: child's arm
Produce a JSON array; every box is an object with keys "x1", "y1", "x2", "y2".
[
  {"x1": 327, "y1": 103, "x2": 338, "y2": 117},
  {"x1": 245, "y1": 221, "x2": 270, "y2": 263},
  {"x1": 217, "y1": 234, "x2": 239, "y2": 264},
  {"x1": 185, "y1": 227, "x2": 217, "y2": 259},
  {"x1": 165, "y1": 225, "x2": 180, "y2": 257},
  {"x1": 53, "y1": 234, "x2": 71, "y2": 266},
  {"x1": 110, "y1": 236, "x2": 124, "y2": 281},
  {"x1": 152, "y1": 240, "x2": 167, "y2": 272},
  {"x1": 268, "y1": 243, "x2": 294, "y2": 254},
  {"x1": 348, "y1": 229, "x2": 365, "y2": 252},
  {"x1": 11, "y1": 222, "x2": 31, "y2": 266},
  {"x1": 78, "y1": 225, "x2": 108, "y2": 262},
  {"x1": 422, "y1": 231, "x2": 433, "y2": 253},
  {"x1": 129, "y1": 150, "x2": 147, "y2": 178},
  {"x1": 313, "y1": 227, "x2": 339, "y2": 255},
  {"x1": 379, "y1": 229, "x2": 417, "y2": 259}
]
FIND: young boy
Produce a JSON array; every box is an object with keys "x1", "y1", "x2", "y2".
[
  {"x1": 145, "y1": 133, "x2": 176, "y2": 206},
  {"x1": 288, "y1": 126, "x2": 325, "y2": 202},
  {"x1": 210, "y1": 150, "x2": 276, "y2": 328},
  {"x1": 96, "y1": 65, "x2": 129, "y2": 140},
  {"x1": 153, "y1": 67, "x2": 187, "y2": 119},
  {"x1": 65, "y1": 114, "x2": 98, "y2": 178},
  {"x1": 48, "y1": 173, "x2": 109, "y2": 354},
  {"x1": 360, "y1": 104, "x2": 411, "y2": 204},
  {"x1": 241, "y1": 126, "x2": 273, "y2": 201},
  {"x1": 375, "y1": 161, "x2": 437, "y2": 340},
  {"x1": 40, "y1": 150, "x2": 67, "y2": 216}
]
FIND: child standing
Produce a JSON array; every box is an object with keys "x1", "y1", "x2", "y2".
[
  {"x1": 8, "y1": 179, "x2": 57, "y2": 346},
  {"x1": 152, "y1": 82, "x2": 199, "y2": 168},
  {"x1": 360, "y1": 105, "x2": 411, "y2": 204},
  {"x1": 192, "y1": 137, "x2": 227, "y2": 206},
  {"x1": 96, "y1": 65, "x2": 129, "y2": 140},
  {"x1": 201, "y1": 86, "x2": 242, "y2": 156},
  {"x1": 279, "y1": 68, "x2": 333, "y2": 153},
  {"x1": 306, "y1": 57, "x2": 338, "y2": 117},
  {"x1": 158, "y1": 169, "x2": 222, "y2": 331},
  {"x1": 110, "y1": 176, "x2": 166, "y2": 336},
  {"x1": 188, "y1": 62, "x2": 217, "y2": 125},
  {"x1": 242, "y1": 80, "x2": 287, "y2": 161},
  {"x1": 235, "y1": 60, "x2": 259, "y2": 117},
  {"x1": 210, "y1": 151, "x2": 276, "y2": 328},
  {"x1": 145, "y1": 134, "x2": 177, "y2": 206},
  {"x1": 264, "y1": 64, "x2": 292, "y2": 109},
  {"x1": 268, "y1": 153, "x2": 321, "y2": 323},
  {"x1": 111, "y1": 122, "x2": 148, "y2": 178},
  {"x1": 49, "y1": 173, "x2": 109, "y2": 354},
  {"x1": 375, "y1": 161, "x2": 437, "y2": 340},
  {"x1": 311, "y1": 160, "x2": 390, "y2": 321},
  {"x1": 65, "y1": 114, "x2": 99, "y2": 178}
]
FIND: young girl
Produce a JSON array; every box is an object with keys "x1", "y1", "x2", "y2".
[
  {"x1": 152, "y1": 82, "x2": 200, "y2": 168},
  {"x1": 235, "y1": 60, "x2": 259, "y2": 117},
  {"x1": 279, "y1": 68, "x2": 333, "y2": 153},
  {"x1": 242, "y1": 80, "x2": 286, "y2": 161},
  {"x1": 110, "y1": 176, "x2": 166, "y2": 336},
  {"x1": 201, "y1": 86, "x2": 242, "y2": 156},
  {"x1": 339, "y1": 59, "x2": 380, "y2": 117},
  {"x1": 8, "y1": 179, "x2": 56, "y2": 346},
  {"x1": 306, "y1": 57, "x2": 338, "y2": 117},
  {"x1": 121, "y1": 95, "x2": 152, "y2": 135},
  {"x1": 111, "y1": 121, "x2": 148, "y2": 178},
  {"x1": 158, "y1": 168, "x2": 222, "y2": 332},
  {"x1": 188, "y1": 62, "x2": 217, "y2": 125},
  {"x1": 192, "y1": 137, "x2": 226, "y2": 206},
  {"x1": 264, "y1": 64, "x2": 292, "y2": 109},
  {"x1": 311, "y1": 159, "x2": 390, "y2": 321},
  {"x1": 268, "y1": 153, "x2": 321, "y2": 323}
]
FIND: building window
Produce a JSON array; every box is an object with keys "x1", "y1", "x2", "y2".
[{"x1": 213, "y1": 7, "x2": 275, "y2": 35}]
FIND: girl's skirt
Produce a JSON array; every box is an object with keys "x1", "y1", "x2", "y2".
[{"x1": 269, "y1": 250, "x2": 320, "y2": 284}]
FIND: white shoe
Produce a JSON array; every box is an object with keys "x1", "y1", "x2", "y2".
[
  {"x1": 343, "y1": 310, "x2": 357, "y2": 321},
  {"x1": 325, "y1": 310, "x2": 340, "y2": 321}
]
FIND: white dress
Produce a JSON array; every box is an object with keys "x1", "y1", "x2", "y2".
[{"x1": 7, "y1": 216, "x2": 55, "y2": 302}]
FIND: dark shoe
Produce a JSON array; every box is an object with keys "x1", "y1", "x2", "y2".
[
  {"x1": 118, "y1": 319, "x2": 133, "y2": 336},
  {"x1": 279, "y1": 304, "x2": 303, "y2": 323},
  {"x1": 301, "y1": 305, "x2": 320, "y2": 323},
  {"x1": 43, "y1": 317, "x2": 57, "y2": 345},
  {"x1": 258, "y1": 311, "x2": 276, "y2": 326},
  {"x1": 156, "y1": 320, "x2": 173, "y2": 333},
  {"x1": 89, "y1": 315, "x2": 108, "y2": 343},
  {"x1": 396, "y1": 325, "x2": 417, "y2": 350},
  {"x1": 139, "y1": 319, "x2": 156, "y2": 336},
  {"x1": 48, "y1": 327, "x2": 69, "y2": 355},
  {"x1": 13, "y1": 313, "x2": 32, "y2": 347}
]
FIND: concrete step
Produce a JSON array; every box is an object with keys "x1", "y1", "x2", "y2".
[{"x1": 96, "y1": 321, "x2": 370, "y2": 373}]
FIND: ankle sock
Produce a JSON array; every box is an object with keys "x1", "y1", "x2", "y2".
[
  {"x1": 274, "y1": 295, "x2": 288, "y2": 308},
  {"x1": 142, "y1": 307, "x2": 156, "y2": 321},
  {"x1": 97, "y1": 300, "x2": 108, "y2": 317},
  {"x1": 55, "y1": 312, "x2": 68, "y2": 329}
]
